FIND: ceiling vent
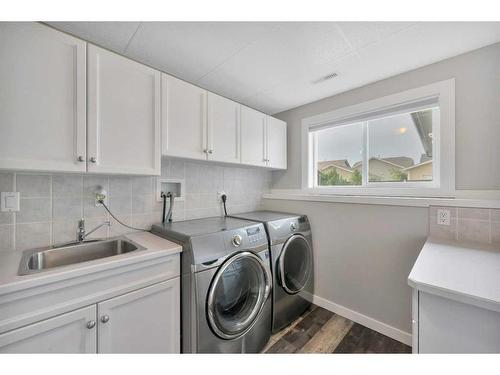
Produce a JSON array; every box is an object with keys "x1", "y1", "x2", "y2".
[{"x1": 313, "y1": 72, "x2": 338, "y2": 84}]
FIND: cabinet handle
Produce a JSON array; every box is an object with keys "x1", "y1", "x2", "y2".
[
  {"x1": 203, "y1": 149, "x2": 208, "y2": 154},
  {"x1": 77, "y1": 156, "x2": 85, "y2": 162},
  {"x1": 89, "y1": 157, "x2": 97, "y2": 163},
  {"x1": 100, "y1": 315, "x2": 110, "y2": 324},
  {"x1": 208, "y1": 149, "x2": 213, "y2": 154},
  {"x1": 86, "y1": 320, "x2": 96, "y2": 329}
]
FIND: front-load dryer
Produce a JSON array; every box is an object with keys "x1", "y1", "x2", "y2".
[
  {"x1": 229, "y1": 211, "x2": 314, "y2": 333},
  {"x1": 151, "y1": 217, "x2": 272, "y2": 353}
]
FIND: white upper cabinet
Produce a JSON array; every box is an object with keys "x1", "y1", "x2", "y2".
[
  {"x1": 207, "y1": 93, "x2": 241, "y2": 164},
  {"x1": 87, "y1": 45, "x2": 161, "y2": 175},
  {"x1": 0, "y1": 22, "x2": 87, "y2": 173},
  {"x1": 0, "y1": 23, "x2": 287, "y2": 174},
  {"x1": 240, "y1": 105, "x2": 267, "y2": 167},
  {"x1": 162, "y1": 74, "x2": 207, "y2": 160},
  {"x1": 266, "y1": 116, "x2": 287, "y2": 169}
]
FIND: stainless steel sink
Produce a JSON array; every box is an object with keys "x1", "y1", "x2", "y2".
[{"x1": 18, "y1": 237, "x2": 146, "y2": 275}]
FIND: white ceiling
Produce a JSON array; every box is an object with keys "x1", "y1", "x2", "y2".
[{"x1": 47, "y1": 22, "x2": 500, "y2": 115}]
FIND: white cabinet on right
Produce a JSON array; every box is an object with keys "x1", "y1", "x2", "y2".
[
  {"x1": 409, "y1": 238, "x2": 500, "y2": 353},
  {"x1": 160, "y1": 75, "x2": 287, "y2": 170},
  {"x1": 414, "y1": 291, "x2": 500, "y2": 353},
  {"x1": 240, "y1": 106, "x2": 267, "y2": 167},
  {"x1": 266, "y1": 116, "x2": 287, "y2": 169}
]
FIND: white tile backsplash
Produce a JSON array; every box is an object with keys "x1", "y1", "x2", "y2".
[
  {"x1": 16, "y1": 174, "x2": 51, "y2": 198},
  {"x1": 16, "y1": 198, "x2": 51, "y2": 224},
  {"x1": 0, "y1": 173, "x2": 14, "y2": 192},
  {"x1": 0, "y1": 225, "x2": 14, "y2": 253},
  {"x1": 457, "y1": 218, "x2": 491, "y2": 244},
  {"x1": 53, "y1": 196, "x2": 82, "y2": 220},
  {"x1": 16, "y1": 222, "x2": 51, "y2": 251},
  {"x1": 430, "y1": 205, "x2": 497, "y2": 245},
  {"x1": 52, "y1": 175, "x2": 83, "y2": 197},
  {"x1": 0, "y1": 159, "x2": 271, "y2": 253}
]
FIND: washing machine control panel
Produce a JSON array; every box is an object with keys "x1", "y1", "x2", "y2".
[
  {"x1": 225, "y1": 225, "x2": 267, "y2": 248},
  {"x1": 246, "y1": 226, "x2": 266, "y2": 245}
]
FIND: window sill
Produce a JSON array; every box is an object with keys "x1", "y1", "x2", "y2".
[{"x1": 262, "y1": 190, "x2": 500, "y2": 208}]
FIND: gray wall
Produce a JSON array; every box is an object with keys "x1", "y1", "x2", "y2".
[
  {"x1": 264, "y1": 42, "x2": 500, "y2": 337},
  {"x1": 0, "y1": 159, "x2": 271, "y2": 253},
  {"x1": 263, "y1": 199, "x2": 428, "y2": 334},
  {"x1": 272, "y1": 42, "x2": 500, "y2": 191}
]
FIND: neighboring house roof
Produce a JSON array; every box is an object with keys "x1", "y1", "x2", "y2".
[
  {"x1": 403, "y1": 159, "x2": 432, "y2": 171},
  {"x1": 352, "y1": 157, "x2": 414, "y2": 170},
  {"x1": 317, "y1": 159, "x2": 353, "y2": 173},
  {"x1": 420, "y1": 154, "x2": 432, "y2": 163}
]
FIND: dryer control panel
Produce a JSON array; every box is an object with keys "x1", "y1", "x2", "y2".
[{"x1": 246, "y1": 226, "x2": 266, "y2": 244}]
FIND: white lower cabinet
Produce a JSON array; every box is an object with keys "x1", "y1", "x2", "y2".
[
  {"x1": 98, "y1": 277, "x2": 180, "y2": 353},
  {"x1": 413, "y1": 291, "x2": 500, "y2": 353},
  {"x1": 0, "y1": 278, "x2": 180, "y2": 353},
  {"x1": 0, "y1": 305, "x2": 97, "y2": 353}
]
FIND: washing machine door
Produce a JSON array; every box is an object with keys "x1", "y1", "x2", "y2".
[
  {"x1": 278, "y1": 234, "x2": 313, "y2": 295},
  {"x1": 207, "y1": 251, "x2": 272, "y2": 340}
]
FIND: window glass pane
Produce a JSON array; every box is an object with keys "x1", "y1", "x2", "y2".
[
  {"x1": 315, "y1": 122, "x2": 363, "y2": 186},
  {"x1": 367, "y1": 108, "x2": 438, "y2": 182}
]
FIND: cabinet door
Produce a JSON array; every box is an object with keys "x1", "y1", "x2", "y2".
[
  {"x1": 207, "y1": 93, "x2": 240, "y2": 164},
  {"x1": 0, "y1": 305, "x2": 96, "y2": 353},
  {"x1": 418, "y1": 292, "x2": 500, "y2": 353},
  {"x1": 0, "y1": 22, "x2": 87, "y2": 172},
  {"x1": 87, "y1": 44, "x2": 161, "y2": 175},
  {"x1": 241, "y1": 106, "x2": 267, "y2": 167},
  {"x1": 266, "y1": 116, "x2": 287, "y2": 169},
  {"x1": 97, "y1": 278, "x2": 180, "y2": 353},
  {"x1": 162, "y1": 74, "x2": 207, "y2": 160}
]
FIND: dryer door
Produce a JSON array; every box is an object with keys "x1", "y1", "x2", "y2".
[
  {"x1": 278, "y1": 234, "x2": 313, "y2": 295},
  {"x1": 207, "y1": 251, "x2": 271, "y2": 340}
]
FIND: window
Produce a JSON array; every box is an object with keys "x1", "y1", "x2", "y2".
[{"x1": 302, "y1": 80, "x2": 455, "y2": 196}]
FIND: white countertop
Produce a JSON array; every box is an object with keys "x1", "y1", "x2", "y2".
[
  {"x1": 0, "y1": 232, "x2": 181, "y2": 296},
  {"x1": 408, "y1": 238, "x2": 500, "y2": 312}
]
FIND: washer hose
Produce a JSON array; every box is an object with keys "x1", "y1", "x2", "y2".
[
  {"x1": 162, "y1": 192, "x2": 175, "y2": 223},
  {"x1": 221, "y1": 194, "x2": 228, "y2": 216}
]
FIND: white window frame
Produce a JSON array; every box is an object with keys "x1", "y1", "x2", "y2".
[{"x1": 301, "y1": 79, "x2": 455, "y2": 197}]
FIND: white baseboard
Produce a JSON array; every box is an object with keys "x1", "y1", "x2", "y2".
[{"x1": 303, "y1": 292, "x2": 412, "y2": 346}]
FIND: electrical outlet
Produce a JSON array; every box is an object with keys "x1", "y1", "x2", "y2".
[
  {"x1": 437, "y1": 209, "x2": 451, "y2": 226},
  {"x1": 95, "y1": 186, "x2": 108, "y2": 207},
  {"x1": 217, "y1": 191, "x2": 227, "y2": 203},
  {"x1": 1, "y1": 192, "x2": 20, "y2": 212},
  {"x1": 95, "y1": 195, "x2": 108, "y2": 207}
]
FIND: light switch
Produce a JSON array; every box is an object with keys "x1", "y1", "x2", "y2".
[{"x1": 1, "y1": 192, "x2": 20, "y2": 212}]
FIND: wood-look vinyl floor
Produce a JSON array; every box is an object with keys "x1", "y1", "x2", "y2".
[{"x1": 263, "y1": 305, "x2": 411, "y2": 354}]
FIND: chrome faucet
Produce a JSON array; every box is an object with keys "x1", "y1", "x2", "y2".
[{"x1": 77, "y1": 219, "x2": 111, "y2": 242}]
